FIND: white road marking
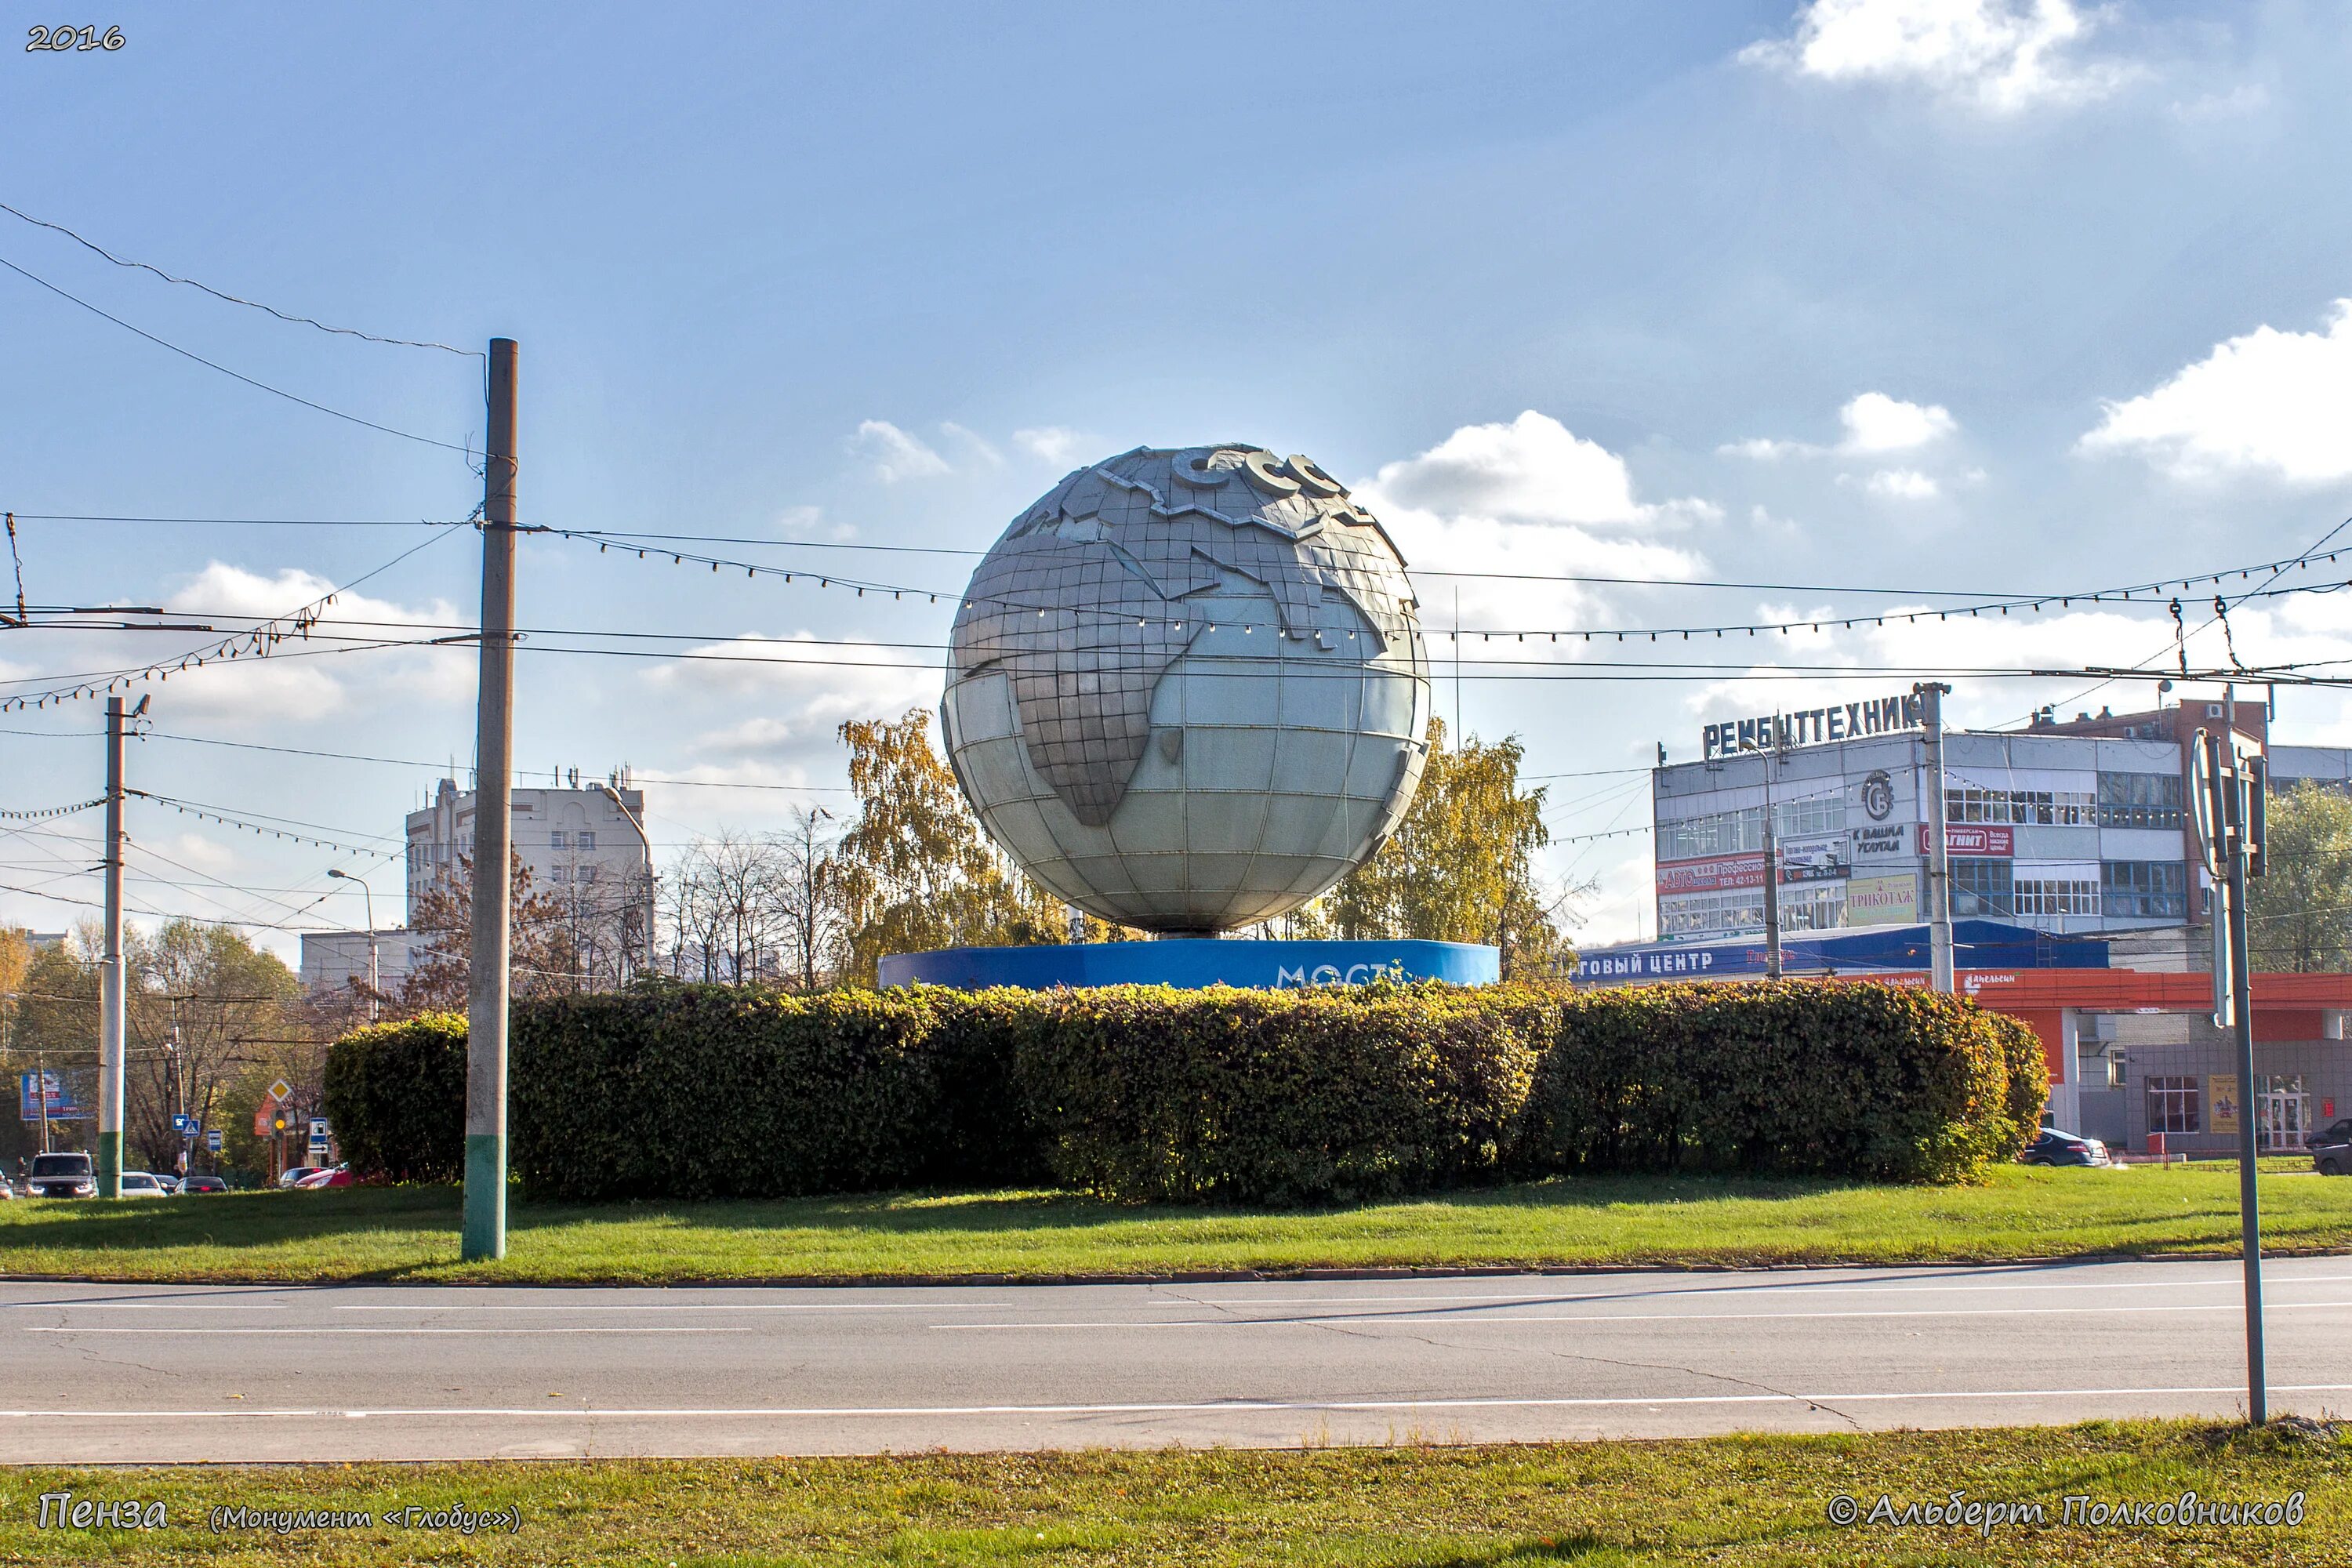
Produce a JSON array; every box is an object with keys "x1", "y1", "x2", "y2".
[
  {"x1": 0, "y1": 1384, "x2": 2347, "y2": 1421},
  {"x1": 19, "y1": 1326, "x2": 749, "y2": 1336},
  {"x1": 932, "y1": 1300, "x2": 2352, "y2": 1330}
]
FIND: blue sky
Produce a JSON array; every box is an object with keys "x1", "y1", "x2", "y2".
[{"x1": 5, "y1": 0, "x2": 2352, "y2": 955}]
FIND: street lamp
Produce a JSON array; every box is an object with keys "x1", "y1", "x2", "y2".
[
  {"x1": 594, "y1": 782, "x2": 653, "y2": 982},
  {"x1": 326, "y1": 869, "x2": 378, "y2": 1022}
]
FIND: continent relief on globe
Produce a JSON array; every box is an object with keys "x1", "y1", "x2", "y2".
[{"x1": 949, "y1": 445, "x2": 1421, "y2": 827}]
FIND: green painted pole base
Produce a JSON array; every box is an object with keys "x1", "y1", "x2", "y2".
[
  {"x1": 461, "y1": 1133, "x2": 507, "y2": 1261},
  {"x1": 95, "y1": 1131, "x2": 123, "y2": 1199}
]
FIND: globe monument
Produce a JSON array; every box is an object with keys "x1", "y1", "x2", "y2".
[{"x1": 877, "y1": 443, "x2": 1501, "y2": 989}]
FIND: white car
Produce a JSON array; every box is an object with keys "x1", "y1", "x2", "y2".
[{"x1": 116, "y1": 1171, "x2": 169, "y2": 1198}]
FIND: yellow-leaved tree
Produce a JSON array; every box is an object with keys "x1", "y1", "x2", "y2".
[
  {"x1": 833, "y1": 709, "x2": 1065, "y2": 984},
  {"x1": 1322, "y1": 718, "x2": 1573, "y2": 977}
]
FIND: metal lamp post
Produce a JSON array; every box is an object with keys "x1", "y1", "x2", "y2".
[
  {"x1": 594, "y1": 783, "x2": 652, "y2": 982},
  {"x1": 327, "y1": 869, "x2": 378, "y2": 1022}
]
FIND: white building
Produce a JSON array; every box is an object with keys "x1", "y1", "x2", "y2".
[{"x1": 404, "y1": 771, "x2": 655, "y2": 983}]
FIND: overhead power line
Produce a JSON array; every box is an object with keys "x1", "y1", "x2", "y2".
[
  {"x1": 0, "y1": 253, "x2": 475, "y2": 454},
  {"x1": 0, "y1": 201, "x2": 481, "y2": 357}
]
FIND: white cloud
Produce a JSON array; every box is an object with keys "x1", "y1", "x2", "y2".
[
  {"x1": 1724, "y1": 390, "x2": 1956, "y2": 460},
  {"x1": 691, "y1": 716, "x2": 797, "y2": 757},
  {"x1": 161, "y1": 833, "x2": 235, "y2": 873},
  {"x1": 6, "y1": 563, "x2": 478, "y2": 728},
  {"x1": 938, "y1": 423, "x2": 1002, "y2": 467},
  {"x1": 848, "y1": 419, "x2": 950, "y2": 483},
  {"x1": 2078, "y1": 300, "x2": 2352, "y2": 483},
  {"x1": 1741, "y1": 0, "x2": 2142, "y2": 114},
  {"x1": 1719, "y1": 437, "x2": 1804, "y2": 461},
  {"x1": 772, "y1": 505, "x2": 858, "y2": 544},
  {"x1": 1838, "y1": 391, "x2": 1957, "y2": 452},
  {"x1": 1864, "y1": 468, "x2": 1940, "y2": 499},
  {"x1": 645, "y1": 631, "x2": 941, "y2": 729},
  {"x1": 1014, "y1": 426, "x2": 1087, "y2": 466},
  {"x1": 2169, "y1": 82, "x2": 2268, "y2": 124},
  {"x1": 1359, "y1": 410, "x2": 1712, "y2": 529}
]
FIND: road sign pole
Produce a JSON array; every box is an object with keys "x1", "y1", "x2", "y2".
[{"x1": 463, "y1": 337, "x2": 519, "y2": 1262}]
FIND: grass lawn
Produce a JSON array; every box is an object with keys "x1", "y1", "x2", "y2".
[
  {"x1": 0, "y1": 1421, "x2": 2343, "y2": 1564},
  {"x1": 0, "y1": 1162, "x2": 2343, "y2": 1285}
]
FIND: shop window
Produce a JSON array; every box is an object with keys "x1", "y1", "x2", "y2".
[
  {"x1": 2013, "y1": 877, "x2": 2099, "y2": 917},
  {"x1": 2101, "y1": 860, "x2": 2187, "y2": 918},
  {"x1": 2147, "y1": 1076, "x2": 2201, "y2": 1134},
  {"x1": 2098, "y1": 771, "x2": 2185, "y2": 829},
  {"x1": 1948, "y1": 858, "x2": 2013, "y2": 916}
]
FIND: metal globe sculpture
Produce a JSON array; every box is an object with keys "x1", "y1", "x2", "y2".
[{"x1": 941, "y1": 444, "x2": 1431, "y2": 935}]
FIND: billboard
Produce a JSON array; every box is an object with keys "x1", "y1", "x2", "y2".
[
  {"x1": 1922, "y1": 824, "x2": 2014, "y2": 857},
  {"x1": 17, "y1": 1070, "x2": 91, "y2": 1121},
  {"x1": 1843, "y1": 872, "x2": 1919, "y2": 926},
  {"x1": 1656, "y1": 852, "x2": 1767, "y2": 895}
]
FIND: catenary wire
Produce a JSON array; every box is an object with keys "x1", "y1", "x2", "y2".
[
  {"x1": 0, "y1": 253, "x2": 476, "y2": 454},
  {"x1": 0, "y1": 202, "x2": 481, "y2": 357}
]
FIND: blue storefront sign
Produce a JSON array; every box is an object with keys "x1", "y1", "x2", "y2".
[
  {"x1": 879, "y1": 938, "x2": 1501, "y2": 991},
  {"x1": 1573, "y1": 920, "x2": 2109, "y2": 985}
]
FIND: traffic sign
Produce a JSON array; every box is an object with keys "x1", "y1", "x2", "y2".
[
  {"x1": 171, "y1": 1113, "x2": 198, "y2": 1136},
  {"x1": 205, "y1": 1128, "x2": 223, "y2": 1152},
  {"x1": 308, "y1": 1116, "x2": 331, "y2": 1153},
  {"x1": 267, "y1": 1079, "x2": 292, "y2": 1103}
]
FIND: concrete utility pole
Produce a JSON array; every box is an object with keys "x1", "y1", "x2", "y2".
[
  {"x1": 463, "y1": 337, "x2": 519, "y2": 1262},
  {"x1": 96, "y1": 695, "x2": 129, "y2": 1196},
  {"x1": 1915, "y1": 682, "x2": 1955, "y2": 993},
  {"x1": 2201, "y1": 692, "x2": 2269, "y2": 1425},
  {"x1": 1761, "y1": 724, "x2": 1782, "y2": 980}
]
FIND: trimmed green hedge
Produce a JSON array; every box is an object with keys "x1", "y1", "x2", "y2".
[
  {"x1": 1519, "y1": 982, "x2": 2044, "y2": 1185},
  {"x1": 323, "y1": 980, "x2": 2045, "y2": 1202},
  {"x1": 1011, "y1": 983, "x2": 1556, "y2": 1204},
  {"x1": 319, "y1": 1013, "x2": 467, "y2": 1184}
]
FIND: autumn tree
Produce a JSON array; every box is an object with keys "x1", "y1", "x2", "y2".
[
  {"x1": 401, "y1": 854, "x2": 583, "y2": 1010},
  {"x1": 125, "y1": 920, "x2": 300, "y2": 1174},
  {"x1": 1323, "y1": 717, "x2": 1572, "y2": 977},
  {"x1": 833, "y1": 709, "x2": 1063, "y2": 984},
  {"x1": 2247, "y1": 782, "x2": 2352, "y2": 972}
]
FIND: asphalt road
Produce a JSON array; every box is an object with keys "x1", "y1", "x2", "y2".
[{"x1": 3, "y1": 1258, "x2": 2349, "y2": 1461}]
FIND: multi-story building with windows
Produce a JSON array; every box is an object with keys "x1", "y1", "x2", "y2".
[
  {"x1": 402, "y1": 770, "x2": 655, "y2": 985},
  {"x1": 1649, "y1": 691, "x2": 2329, "y2": 945},
  {"x1": 1582, "y1": 691, "x2": 2352, "y2": 1158}
]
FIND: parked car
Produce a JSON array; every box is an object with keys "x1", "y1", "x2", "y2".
[
  {"x1": 25, "y1": 1152, "x2": 96, "y2": 1197},
  {"x1": 2022, "y1": 1128, "x2": 2111, "y2": 1167},
  {"x1": 2313, "y1": 1122, "x2": 2352, "y2": 1178},
  {"x1": 295, "y1": 1165, "x2": 352, "y2": 1189},
  {"x1": 116, "y1": 1171, "x2": 169, "y2": 1198},
  {"x1": 179, "y1": 1174, "x2": 230, "y2": 1194},
  {"x1": 276, "y1": 1166, "x2": 321, "y2": 1189},
  {"x1": 2307, "y1": 1118, "x2": 2352, "y2": 1152},
  {"x1": 0, "y1": 1175, "x2": 13, "y2": 1200},
  {"x1": 152, "y1": 1174, "x2": 181, "y2": 1195}
]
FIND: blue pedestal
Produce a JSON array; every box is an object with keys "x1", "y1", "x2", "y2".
[{"x1": 877, "y1": 938, "x2": 1500, "y2": 990}]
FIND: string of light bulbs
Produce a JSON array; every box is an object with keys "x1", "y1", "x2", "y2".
[
  {"x1": 0, "y1": 797, "x2": 103, "y2": 822},
  {"x1": 129, "y1": 790, "x2": 397, "y2": 855},
  {"x1": 534, "y1": 518, "x2": 2352, "y2": 646}
]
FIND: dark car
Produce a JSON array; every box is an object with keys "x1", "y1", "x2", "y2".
[
  {"x1": 25, "y1": 1152, "x2": 96, "y2": 1197},
  {"x1": 2312, "y1": 1121, "x2": 2352, "y2": 1178},
  {"x1": 2022, "y1": 1128, "x2": 2111, "y2": 1167},
  {"x1": 179, "y1": 1174, "x2": 230, "y2": 1195}
]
